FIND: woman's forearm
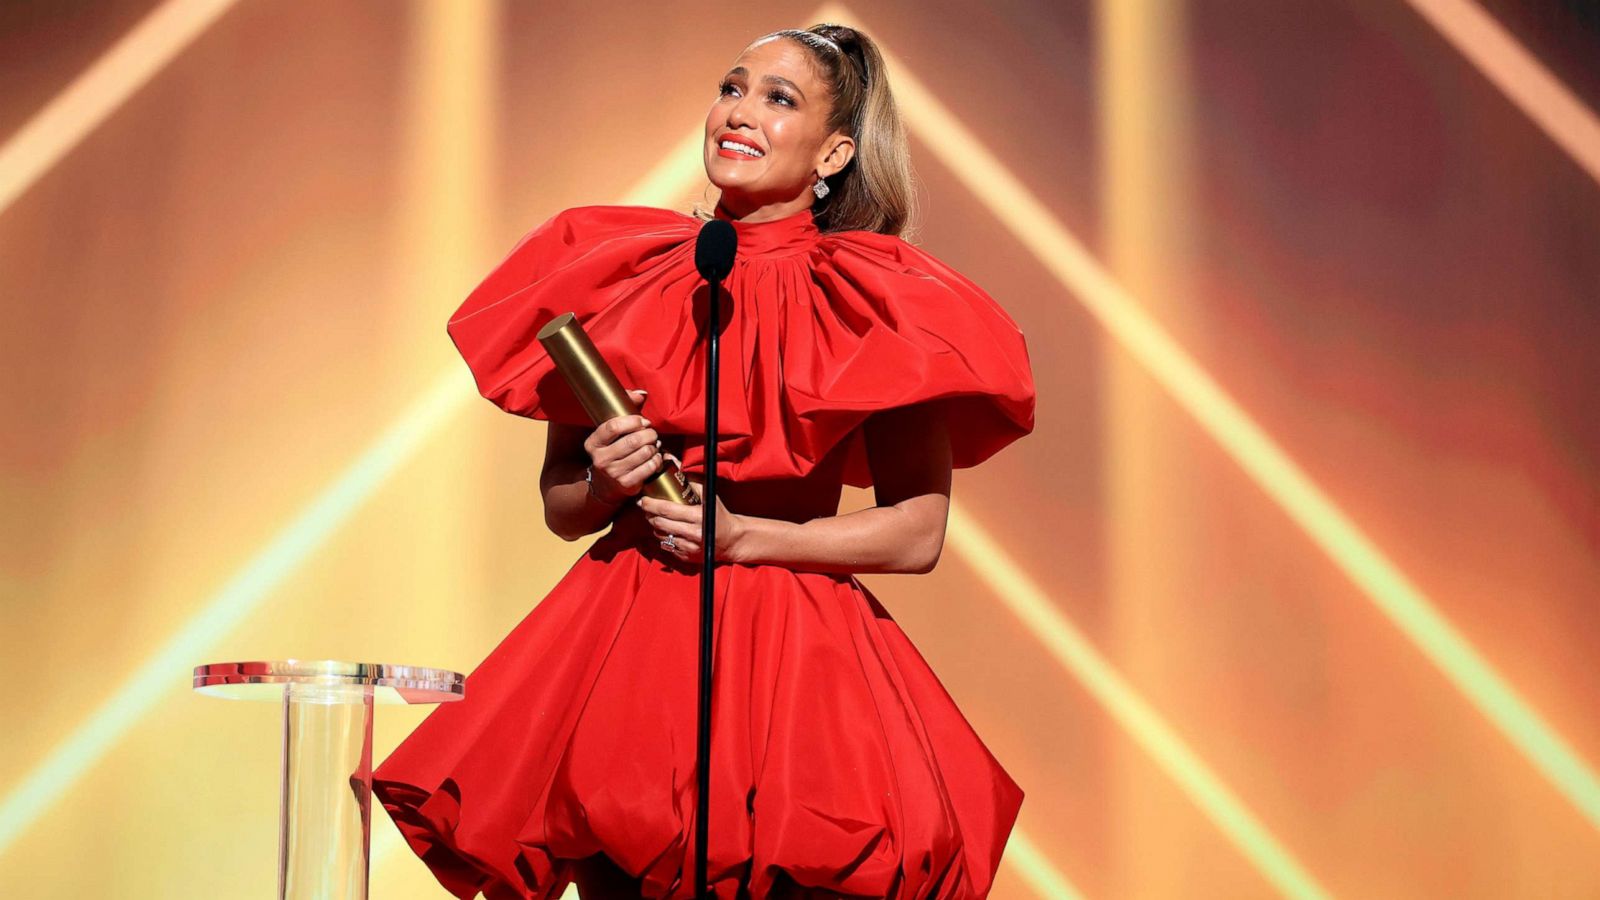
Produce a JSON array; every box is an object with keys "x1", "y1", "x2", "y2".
[
  {"x1": 730, "y1": 501, "x2": 946, "y2": 575},
  {"x1": 542, "y1": 458, "x2": 627, "y2": 541}
]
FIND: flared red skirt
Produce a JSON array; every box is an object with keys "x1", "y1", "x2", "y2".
[{"x1": 372, "y1": 518, "x2": 1023, "y2": 899}]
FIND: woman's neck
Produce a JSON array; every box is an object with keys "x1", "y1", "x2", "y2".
[{"x1": 714, "y1": 190, "x2": 813, "y2": 224}]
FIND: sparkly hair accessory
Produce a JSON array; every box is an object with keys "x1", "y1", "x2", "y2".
[{"x1": 815, "y1": 30, "x2": 864, "y2": 80}]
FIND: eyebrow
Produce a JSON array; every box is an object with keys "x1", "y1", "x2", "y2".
[{"x1": 727, "y1": 66, "x2": 806, "y2": 101}]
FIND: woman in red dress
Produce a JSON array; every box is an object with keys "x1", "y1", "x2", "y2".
[{"x1": 372, "y1": 23, "x2": 1036, "y2": 900}]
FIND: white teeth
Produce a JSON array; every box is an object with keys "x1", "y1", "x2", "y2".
[{"x1": 720, "y1": 139, "x2": 763, "y2": 158}]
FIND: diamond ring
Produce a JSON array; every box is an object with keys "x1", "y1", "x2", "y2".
[{"x1": 661, "y1": 534, "x2": 677, "y2": 551}]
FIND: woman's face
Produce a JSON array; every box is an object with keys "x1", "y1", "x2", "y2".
[{"x1": 703, "y1": 37, "x2": 854, "y2": 218}]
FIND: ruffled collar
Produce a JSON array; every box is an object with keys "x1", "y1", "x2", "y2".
[{"x1": 712, "y1": 203, "x2": 821, "y2": 258}]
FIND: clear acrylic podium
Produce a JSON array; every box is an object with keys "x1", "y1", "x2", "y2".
[{"x1": 194, "y1": 660, "x2": 464, "y2": 899}]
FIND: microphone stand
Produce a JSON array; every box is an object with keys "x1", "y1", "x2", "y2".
[{"x1": 693, "y1": 221, "x2": 734, "y2": 900}]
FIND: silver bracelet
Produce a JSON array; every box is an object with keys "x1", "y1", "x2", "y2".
[{"x1": 585, "y1": 464, "x2": 619, "y2": 505}]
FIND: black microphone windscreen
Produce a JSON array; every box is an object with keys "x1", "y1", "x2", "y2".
[{"x1": 695, "y1": 219, "x2": 738, "y2": 282}]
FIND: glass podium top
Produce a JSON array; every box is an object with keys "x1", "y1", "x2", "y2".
[{"x1": 193, "y1": 659, "x2": 465, "y2": 705}]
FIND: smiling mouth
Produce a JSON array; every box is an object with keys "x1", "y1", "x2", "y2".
[{"x1": 717, "y1": 138, "x2": 765, "y2": 160}]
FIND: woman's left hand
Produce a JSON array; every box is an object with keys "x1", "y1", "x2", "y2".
[{"x1": 638, "y1": 456, "x2": 745, "y2": 565}]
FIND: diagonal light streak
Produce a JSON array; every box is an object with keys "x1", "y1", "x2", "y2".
[
  {"x1": 0, "y1": 0, "x2": 1291, "y2": 891},
  {"x1": 1404, "y1": 0, "x2": 1600, "y2": 185},
  {"x1": 6, "y1": 0, "x2": 1593, "y2": 871},
  {"x1": 795, "y1": 5, "x2": 1327, "y2": 894},
  {"x1": 947, "y1": 502, "x2": 1330, "y2": 900},
  {"x1": 1001, "y1": 823, "x2": 1089, "y2": 900},
  {"x1": 0, "y1": 0, "x2": 242, "y2": 216},
  {"x1": 0, "y1": 371, "x2": 469, "y2": 856},
  {"x1": 0, "y1": 123, "x2": 712, "y2": 859},
  {"x1": 4, "y1": 4, "x2": 1190, "y2": 892},
  {"x1": 880, "y1": 26, "x2": 1600, "y2": 837},
  {"x1": 0, "y1": 0, "x2": 1100, "y2": 893}
]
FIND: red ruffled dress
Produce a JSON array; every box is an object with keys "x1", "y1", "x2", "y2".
[{"x1": 372, "y1": 204, "x2": 1036, "y2": 900}]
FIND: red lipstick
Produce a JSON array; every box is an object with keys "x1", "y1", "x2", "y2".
[{"x1": 715, "y1": 133, "x2": 765, "y2": 161}]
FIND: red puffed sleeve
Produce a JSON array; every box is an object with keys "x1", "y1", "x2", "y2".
[{"x1": 444, "y1": 205, "x2": 698, "y2": 425}]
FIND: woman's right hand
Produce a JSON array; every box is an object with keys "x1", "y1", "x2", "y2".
[{"x1": 583, "y1": 388, "x2": 663, "y2": 504}]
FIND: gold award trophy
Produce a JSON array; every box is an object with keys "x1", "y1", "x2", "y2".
[{"x1": 536, "y1": 312, "x2": 700, "y2": 506}]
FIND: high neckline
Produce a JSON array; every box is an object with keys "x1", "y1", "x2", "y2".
[{"x1": 712, "y1": 203, "x2": 821, "y2": 258}]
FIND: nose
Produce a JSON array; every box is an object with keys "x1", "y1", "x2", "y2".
[{"x1": 726, "y1": 90, "x2": 756, "y2": 130}]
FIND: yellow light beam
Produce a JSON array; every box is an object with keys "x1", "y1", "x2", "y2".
[
  {"x1": 380, "y1": 13, "x2": 1092, "y2": 896},
  {"x1": 1097, "y1": 1, "x2": 1209, "y2": 892},
  {"x1": 948, "y1": 502, "x2": 1330, "y2": 900},
  {"x1": 881, "y1": 22, "x2": 1600, "y2": 837},
  {"x1": 807, "y1": 5, "x2": 1325, "y2": 894},
  {"x1": 0, "y1": 369, "x2": 472, "y2": 857},
  {"x1": 1003, "y1": 823, "x2": 1089, "y2": 900},
  {"x1": 363, "y1": 97, "x2": 1099, "y2": 900},
  {"x1": 0, "y1": 0, "x2": 242, "y2": 216},
  {"x1": 0, "y1": 124, "x2": 710, "y2": 858},
  {"x1": 1405, "y1": 0, "x2": 1600, "y2": 184},
  {"x1": 0, "y1": 9, "x2": 1062, "y2": 895}
]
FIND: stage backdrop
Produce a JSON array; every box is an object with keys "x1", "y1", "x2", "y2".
[{"x1": 2, "y1": 1, "x2": 1597, "y2": 897}]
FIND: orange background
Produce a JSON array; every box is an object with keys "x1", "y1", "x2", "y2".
[{"x1": 1, "y1": 1, "x2": 1597, "y2": 897}]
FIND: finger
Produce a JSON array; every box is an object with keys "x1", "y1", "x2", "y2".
[
  {"x1": 645, "y1": 498, "x2": 698, "y2": 523},
  {"x1": 616, "y1": 441, "x2": 657, "y2": 472},
  {"x1": 655, "y1": 517, "x2": 694, "y2": 538},
  {"x1": 619, "y1": 450, "x2": 665, "y2": 489},
  {"x1": 654, "y1": 525, "x2": 697, "y2": 551},
  {"x1": 653, "y1": 515, "x2": 699, "y2": 541},
  {"x1": 597, "y1": 427, "x2": 657, "y2": 468},
  {"x1": 639, "y1": 495, "x2": 678, "y2": 518},
  {"x1": 588, "y1": 416, "x2": 624, "y2": 452},
  {"x1": 610, "y1": 427, "x2": 658, "y2": 458},
  {"x1": 600, "y1": 414, "x2": 651, "y2": 445},
  {"x1": 659, "y1": 527, "x2": 699, "y2": 552}
]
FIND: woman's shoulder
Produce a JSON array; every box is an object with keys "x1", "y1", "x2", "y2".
[
  {"x1": 816, "y1": 226, "x2": 957, "y2": 272},
  {"x1": 483, "y1": 205, "x2": 698, "y2": 277},
  {"x1": 515, "y1": 204, "x2": 699, "y2": 248},
  {"x1": 546, "y1": 204, "x2": 698, "y2": 228},
  {"x1": 815, "y1": 224, "x2": 905, "y2": 251},
  {"x1": 814, "y1": 227, "x2": 1012, "y2": 317}
]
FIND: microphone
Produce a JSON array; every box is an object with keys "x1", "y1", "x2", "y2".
[{"x1": 695, "y1": 219, "x2": 737, "y2": 282}]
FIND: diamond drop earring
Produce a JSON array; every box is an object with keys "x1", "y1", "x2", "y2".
[{"x1": 812, "y1": 176, "x2": 830, "y2": 200}]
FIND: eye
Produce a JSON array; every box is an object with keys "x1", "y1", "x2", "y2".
[
  {"x1": 767, "y1": 89, "x2": 795, "y2": 107},
  {"x1": 718, "y1": 80, "x2": 740, "y2": 98}
]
